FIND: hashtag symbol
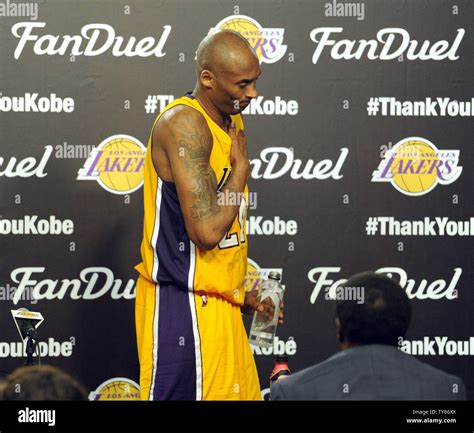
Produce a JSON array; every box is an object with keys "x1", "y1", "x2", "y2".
[
  {"x1": 366, "y1": 217, "x2": 378, "y2": 235},
  {"x1": 366, "y1": 97, "x2": 380, "y2": 116},
  {"x1": 144, "y1": 95, "x2": 158, "y2": 114}
]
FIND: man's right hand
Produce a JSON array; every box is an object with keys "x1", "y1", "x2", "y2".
[{"x1": 228, "y1": 122, "x2": 250, "y2": 180}]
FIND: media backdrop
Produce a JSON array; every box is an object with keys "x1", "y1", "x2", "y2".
[{"x1": 0, "y1": 0, "x2": 472, "y2": 400}]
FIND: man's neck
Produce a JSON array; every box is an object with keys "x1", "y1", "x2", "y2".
[{"x1": 193, "y1": 88, "x2": 230, "y2": 131}]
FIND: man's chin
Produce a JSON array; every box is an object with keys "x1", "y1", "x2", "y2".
[{"x1": 232, "y1": 104, "x2": 249, "y2": 115}]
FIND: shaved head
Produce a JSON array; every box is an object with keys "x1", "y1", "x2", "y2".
[
  {"x1": 193, "y1": 30, "x2": 261, "y2": 117},
  {"x1": 196, "y1": 30, "x2": 258, "y2": 75}
]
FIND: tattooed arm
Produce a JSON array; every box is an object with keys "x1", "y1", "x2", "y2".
[{"x1": 152, "y1": 105, "x2": 250, "y2": 251}]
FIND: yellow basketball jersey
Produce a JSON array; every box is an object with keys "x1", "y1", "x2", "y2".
[{"x1": 135, "y1": 93, "x2": 248, "y2": 306}]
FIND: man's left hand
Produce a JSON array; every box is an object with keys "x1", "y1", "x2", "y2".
[{"x1": 242, "y1": 290, "x2": 284, "y2": 324}]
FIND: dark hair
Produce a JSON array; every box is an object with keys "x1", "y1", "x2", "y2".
[
  {"x1": 0, "y1": 365, "x2": 87, "y2": 401},
  {"x1": 335, "y1": 271, "x2": 411, "y2": 346}
]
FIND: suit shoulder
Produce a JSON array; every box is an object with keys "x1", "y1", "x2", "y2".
[
  {"x1": 402, "y1": 352, "x2": 465, "y2": 384},
  {"x1": 276, "y1": 353, "x2": 351, "y2": 387}
]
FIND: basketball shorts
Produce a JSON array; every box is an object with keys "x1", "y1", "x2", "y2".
[{"x1": 135, "y1": 275, "x2": 262, "y2": 400}]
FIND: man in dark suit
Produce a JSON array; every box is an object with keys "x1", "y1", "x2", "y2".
[{"x1": 270, "y1": 272, "x2": 466, "y2": 400}]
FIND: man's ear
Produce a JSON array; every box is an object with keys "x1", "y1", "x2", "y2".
[
  {"x1": 335, "y1": 317, "x2": 344, "y2": 343},
  {"x1": 199, "y1": 69, "x2": 214, "y2": 89}
]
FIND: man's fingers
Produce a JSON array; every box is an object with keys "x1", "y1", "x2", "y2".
[
  {"x1": 262, "y1": 300, "x2": 275, "y2": 313},
  {"x1": 255, "y1": 303, "x2": 271, "y2": 319},
  {"x1": 262, "y1": 297, "x2": 275, "y2": 307}
]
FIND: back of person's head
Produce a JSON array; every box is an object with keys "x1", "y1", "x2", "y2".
[
  {"x1": 335, "y1": 271, "x2": 411, "y2": 346},
  {"x1": 0, "y1": 365, "x2": 87, "y2": 401}
]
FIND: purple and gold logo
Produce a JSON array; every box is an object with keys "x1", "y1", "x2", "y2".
[
  {"x1": 372, "y1": 137, "x2": 462, "y2": 196},
  {"x1": 245, "y1": 258, "x2": 283, "y2": 292},
  {"x1": 209, "y1": 15, "x2": 287, "y2": 64},
  {"x1": 77, "y1": 134, "x2": 146, "y2": 195},
  {"x1": 88, "y1": 378, "x2": 140, "y2": 401}
]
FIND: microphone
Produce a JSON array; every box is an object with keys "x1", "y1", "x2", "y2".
[
  {"x1": 11, "y1": 308, "x2": 44, "y2": 365},
  {"x1": 26, "y1": 325, "x2": 38, "y2": 340},
  {"x1": 11, "y1": 308, "x2": 44, "y2": 341}
]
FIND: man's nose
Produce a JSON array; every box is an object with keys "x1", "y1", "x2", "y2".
[{"x1": 246, "y1": 83, "x2": 258, "y2": 99}]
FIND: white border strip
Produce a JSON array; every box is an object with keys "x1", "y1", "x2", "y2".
[
  {"x1": 149, "y1": 177, "x2": 163, "y2": 400},
  {"x1": 187, "y1": 241, "x2": 203, "y2": 400}
]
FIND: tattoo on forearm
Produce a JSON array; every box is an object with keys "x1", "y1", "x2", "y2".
[
  {"x1": 187, "y1": 158, "x2": 219, "y2": 220},
  {"x1": 172, "y1": 113, "x2": 244, "y2": 222},
  {"x1": 174, "y1": 117, "x2": 219, "y2": 220}
]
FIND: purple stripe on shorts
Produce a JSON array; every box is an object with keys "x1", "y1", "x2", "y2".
[
  {"x1": 152, "y1": 283, "x2": 197, "y2": 400},
  {"x1": 151, "y1": 180, "x2": 197, "y2": 400}
]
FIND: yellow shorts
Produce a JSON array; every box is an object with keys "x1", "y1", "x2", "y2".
[{"x1": 135, "y1": 275, "x2": 262, "y2": 400}]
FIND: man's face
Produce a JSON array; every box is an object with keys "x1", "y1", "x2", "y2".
[{"x1": 210, "y1": 52, "x2": 261, "y2": 115}]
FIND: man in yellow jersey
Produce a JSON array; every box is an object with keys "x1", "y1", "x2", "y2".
[{"x1": 135, "y1": 30, "x2": 283, "y2": 400}]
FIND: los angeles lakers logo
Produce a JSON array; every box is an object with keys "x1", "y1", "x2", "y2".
[
  {"x1": 371, "y1": 137, "x2": 462, "y2": 196},
  {"x1": 77, "y1": 135, "x2": 146, "y2": 194},
  {"x1": 209, "y1": 15, "x2": 287, "y2": 64},
  {"x1": 88, "y1": 378, "x2": 140, "y2": 401},
  {"x1": 245, "y1": 258, "x2": 283, "y2": 292}
]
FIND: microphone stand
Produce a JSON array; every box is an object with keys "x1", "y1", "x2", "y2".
[{"x1": 25, "y1": 328, "x2": 37, "y2": 366}]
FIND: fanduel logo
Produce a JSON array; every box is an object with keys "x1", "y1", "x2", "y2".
[
  {"x1": 0, "y1": 146, "x2": 52, "y2": 178},
  {"x1": 251, "y1": 147, "x2": 347, "y2": 180},
  {"x1": 309, "y1": 27, "x2": 465, "y2": 64},
  {"x1": 246, "y1": 216, "x2": 297, "y2": 236},
  {"x1": 9, "y1": 267, "x2": 135, "y2": 304},
  {"x1": 307, "y1": 267, "x2": 462, "y2": 303},
  {"x1": 11, "y1": 22, "x2": 172, "y2": 60}
]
